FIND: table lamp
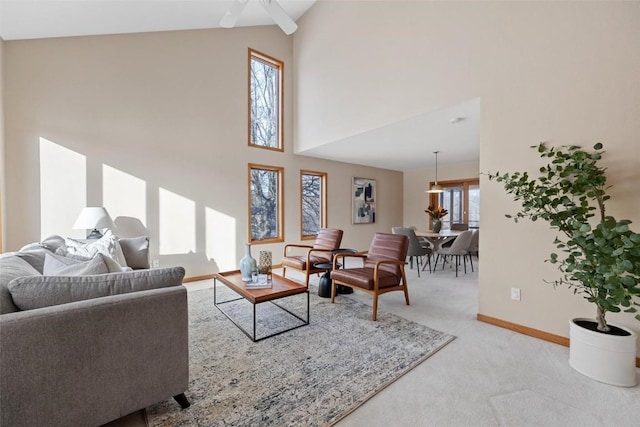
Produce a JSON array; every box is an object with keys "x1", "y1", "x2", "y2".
[{"x1": 73, "y1": 207, "x2": 115, "y2": 239}]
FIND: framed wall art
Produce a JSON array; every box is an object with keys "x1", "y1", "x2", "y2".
[{"x1": 352, "y1": 177, "x2": 376, "y2": 224}]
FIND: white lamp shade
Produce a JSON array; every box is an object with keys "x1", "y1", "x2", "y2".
[{"x1": 73, "y1": 207, "x2": 115, "y2": 230}]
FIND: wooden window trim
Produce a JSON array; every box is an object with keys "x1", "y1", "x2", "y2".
[
  {"x1": 248, "y1": 48, "x2": 284, "y2": 152},
  {"x1": 300, "y1": 170, "x2": 327, "y2": 240},
  {"x1": 248, "y1": 163, "x2": 284, "y2": 244}
]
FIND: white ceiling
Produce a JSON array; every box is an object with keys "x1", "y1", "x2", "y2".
[
  {"x1": 0, "y1": 0, "x2": 317, "y2": 40},
  {"x1": 299, "y1": 98, "x2": 480, "y2": 172},
  {"x1": 0, "y1": 0, "x2": 480, "y2": 172}
]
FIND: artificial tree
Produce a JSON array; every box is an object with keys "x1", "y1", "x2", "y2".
[{"x1": 489, "y1": 142, "x2": 640, "y2": 333}]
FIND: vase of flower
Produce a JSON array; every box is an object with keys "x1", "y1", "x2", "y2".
[
  {"x1": 240, "y1": 243, "x2": 257, "y2": 282},
  {"x1": 425, "y1": 205, "x2": 448, "y2": 232}
]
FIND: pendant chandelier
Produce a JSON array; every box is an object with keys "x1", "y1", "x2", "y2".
[{"x1": 426, "y1": 151, "x2": 444, "y2": 193}]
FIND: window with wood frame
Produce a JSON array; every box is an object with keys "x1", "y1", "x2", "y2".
[
  {"x1": 248, "y1": 49, "x2": 283, "y2": 151},
  {"x1": 300, "y1": 170, "x2": 327, "y2": 239},
  {"x1": 249, "y1": 164, "x2": 284, "y2": 243},
  {"x1": 428, "y1": 178, "x2": 480, "y2": 229}
]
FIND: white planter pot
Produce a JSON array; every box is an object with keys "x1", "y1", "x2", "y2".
[{"x1": 569, "y1": 318, "x2": 638, "y2": 387}]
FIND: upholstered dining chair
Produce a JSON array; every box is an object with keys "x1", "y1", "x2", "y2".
[
  {"x1": 434, "y1": 230, "x2": 474, "y2": 277},
  {"x1": 407, "y1": 225, "x2": 431, "y2": 249},
  {"x1": 281, "y1": 228, "x2": 343, "y2": 286},
  {"x1": 330, "y1": 233, "x2": 409, "y2": 321},
  {"x1": 467, "y1": 229, "x2": 479, "y2": 258},
  {"x1": 450, "y1": 223, "x2": 469, "y2": 231},
  {"x1": 392, "y1": 227, "x2": 433, "y2": 276}
]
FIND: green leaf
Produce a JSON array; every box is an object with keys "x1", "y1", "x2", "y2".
[
  {"x1": 620, "y1": 260, "x2": 634, "y2": 272},
  {"x1": 615, "y1": 223, "x2": 629, "y2": 233},
  {"x1": 621, "y1": 276, "x2": 635, "y2": 287}
]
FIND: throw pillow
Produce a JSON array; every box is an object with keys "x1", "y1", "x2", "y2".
[
  {"x1": 101, "y1": 254, "x2": 130, "y2": 273},
  {"x1": 119, "y1": 236, "x2": 150, "y2": 269},
  {"x1": 15, "y1": 248, "x2": 54, "y2": 273},
  {"x1": 43, "y1": 252, "x2": 109, "y2": 276},
  {"x1": 19, "y1": 235, "x2": 66, "y2": 253},
  {"x1": 0, "y1": 256, "x2": 42, "y2": 314},
  {"x1": 49, "y1": 250, "x2": 128, "y2": 273},
  {"x1": 61, "y1": 230, "x2": 128, "y2": 266},
  {"x1": 7, "y1": 266, "x2": 186, "y2": 311}
]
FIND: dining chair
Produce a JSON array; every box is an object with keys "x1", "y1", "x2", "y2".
[
  {"x1": 392, "y1": 227, "x2": 432, "y2": 276},
  {"x1": 281, "y1": 228, "x2": 343, "y2": 286},
  {"x1": 450, "y1": 223, "x2": 469, "y2": 231},
  {"x1": 434, "y1": 230, "x2": 474, "y2": 277},
  {"x1": 467, "y1": 229, "x2": 479, "y2": 258},
  {"x1": 392, "y1": 226, "x2": 429, "y2": 263},
  {"x1": 330, "y1": 233, "x2": 409, "y2": 321},
  {"x1": 407, "y1": 225, "x2": 431, "y2": 249}
]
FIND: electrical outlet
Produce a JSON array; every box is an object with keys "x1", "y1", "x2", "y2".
[
  {"x1": 511, "y1": 287, "x2": 521, "y2": 301},
  {"x1": 152, "y1": 259, "x2": 160, "y2": 268}
]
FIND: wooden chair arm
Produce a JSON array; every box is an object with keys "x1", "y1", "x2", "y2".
[
  {"x1": 333, "y1": 253, "x2": 367, "y2": 270},
  {"x1": 373, "y1": 259, "x2": 408, "y2": 267},
  {"x1": 283, "y1": 243, "x2": 313, "y2": 256}
]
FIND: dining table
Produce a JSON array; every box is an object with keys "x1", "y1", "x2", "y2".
[{"x1": 415, "y1": 229, "x2": 462, "y2": 252}]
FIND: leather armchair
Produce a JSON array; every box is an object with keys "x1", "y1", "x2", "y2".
[
  {"x1": 281, "y1": 228, "x2": 343, "y2": 286},
  {"x1": 330, "y1": 233, "x2": 409, "y2": 321}
]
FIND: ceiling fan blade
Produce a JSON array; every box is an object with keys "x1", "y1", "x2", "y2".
[
  {"x1": 260, "y1": 0, "x2": 298, "y2": 35},
  {"x1": 220, "y1": 0, "x2": 249, "y2": 28}
]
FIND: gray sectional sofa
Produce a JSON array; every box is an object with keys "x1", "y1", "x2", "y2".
[{"x1": 0, "y1": 235, "x2": 191, "y2": 426}]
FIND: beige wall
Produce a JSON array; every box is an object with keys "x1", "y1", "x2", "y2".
[
  {"x1": 3, "y1": 27, "x2": 403, "y2": 276},
  {"x1": 295, "y1": 1, "x2": 640, "y2": 349}
]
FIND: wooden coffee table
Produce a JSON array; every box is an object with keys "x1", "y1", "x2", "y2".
[{"x1": 214, "y1": 270, "x2": 309, "y2": 342}]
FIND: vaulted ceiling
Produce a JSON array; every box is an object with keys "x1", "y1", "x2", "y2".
[
  {"x1": 0, "y1": 0, "x2": 479, "y2": 171},
  {"x1": 0, "y1": 0, "x2": 317, "y2": 40}
]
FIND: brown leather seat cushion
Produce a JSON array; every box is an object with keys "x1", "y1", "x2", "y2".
[
  {"x1": 282, "y1": 255, "x2": 331, "y2": 270},
  {"x1": 331, "y1": 268, "x2": 400, "y2": 290}
]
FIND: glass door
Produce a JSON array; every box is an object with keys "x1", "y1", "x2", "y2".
[
  {"x1": 440, "y1": 186, "x2": 463, "y2": 229},
  {"x1": 468, "y1": 184, "x2": 480, "y2": 228}
]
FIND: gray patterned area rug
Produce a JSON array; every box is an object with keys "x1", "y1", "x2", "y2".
[{"x1": 147, "y1": 286, "x2": 455, "y2": 426}]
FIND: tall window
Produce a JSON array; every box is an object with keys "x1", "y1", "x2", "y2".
[
  {"x1": 249, "y1": 49, "x2": 283, "y2": 151},
  {"x1": 249, "y1": 164, "x2": 284, "y2": 243},
  {"x1": 428, "y1": 178, "x2": 480, "y2": 229},
  {"x1": 300, "y1": 170, "x2": 327, "y2": 239}
]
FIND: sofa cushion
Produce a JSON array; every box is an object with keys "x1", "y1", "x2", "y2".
[
  {"x1": 119, "y1": 236, "x2": 150, "y2": 269},
  {"x1": 61, "y1": 230, "x2": 127, "y2": 266},
  {"x1": 14, "y1": 248, "x2": 54, "y2": 273},
  {"x1": 98, "y1": 253, "x2": 130, "y2": 273},
  {"x1": 43, "y1": 252, "x2": 110, "y2": 276},
  {"x1": 50, "y1": 250, "x2": 129, "y2": 273},
  {"x1": 7, "y1": 266, "x2": 186, "y2": 311},
  {"x1": 0, "y1": 256, "x2": 42, "y2": 314},
  {"x1": 19, "y1": 234, "x2": 66, "y2": 253}
]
